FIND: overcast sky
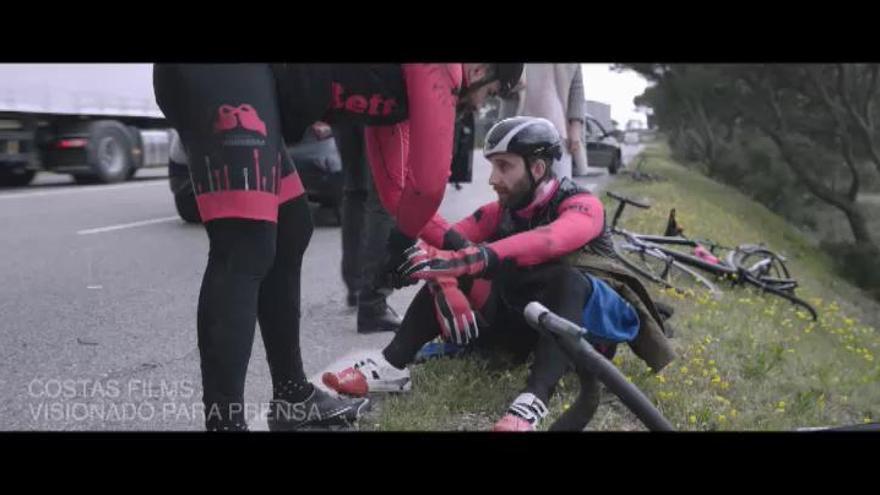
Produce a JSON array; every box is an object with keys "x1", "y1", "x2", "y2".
[{"x1": 581, "y1": 64, "x2": 650, "y2": 127}]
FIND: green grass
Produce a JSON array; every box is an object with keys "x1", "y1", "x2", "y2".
[{"x1": 364, "y1": 142, "x2": 880, "y2": 431}]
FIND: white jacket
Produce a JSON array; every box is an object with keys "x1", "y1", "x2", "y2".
[
  {"x1": 504, "y1": 64, "x2": 585, "y2": 138},
  {"x1": 502, "y1": 64, "x2": 588, "y2": 173}
]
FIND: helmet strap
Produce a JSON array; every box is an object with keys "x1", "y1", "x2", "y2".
[{"x1": 526, "y1": 157, "x2": 538, "y2": 192}]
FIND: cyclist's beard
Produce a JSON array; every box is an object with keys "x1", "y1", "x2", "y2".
[
  {"x1": 495, "y1": 175, "x2": 534, "y2": 210},
  {"x1": 455, "y1": 81, "x2": 490, "y2": 114}
]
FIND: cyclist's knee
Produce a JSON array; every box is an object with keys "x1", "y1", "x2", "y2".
[{"x1": 534, "y1": 265, "x2": 590, "y2": 311}]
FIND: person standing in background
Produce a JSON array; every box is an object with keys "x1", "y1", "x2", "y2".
[
  {"x1": 333, "y1": 120, "x2": 403, "y2": 334},
  {"x1": 500, "y1": 64, "x2": 588, "y2": 178}
]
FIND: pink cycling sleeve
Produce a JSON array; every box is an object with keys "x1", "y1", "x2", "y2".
[
  {"x1": 487, "y1": 193, "x2": 605, "y2": 267},
  {"x1": 364, "y1": 64, "x2": 461, "y2": 239},
  {"x1": 451, "y1": 202, "x2": 503, "y2": 244}
]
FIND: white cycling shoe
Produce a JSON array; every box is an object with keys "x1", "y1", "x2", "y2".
[{"x1": 322, "y1": 350, "x2": 412, "y2": 397}]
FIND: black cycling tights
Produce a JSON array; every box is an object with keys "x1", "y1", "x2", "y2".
[
  {"x1": 154, "y1": 64, "x2": 323, "y2": 429},
  {"x1": 198, "y1": 198, "x2": 314, "y2": 429}
]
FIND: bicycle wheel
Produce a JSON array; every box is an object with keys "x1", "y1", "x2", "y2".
[
  {"x1": 727, "y1": 245, "x2": 793, "y2": 283},
  {"x1": 741, "y1": 272, "x2": 819, "y2": 321},
  {"x1": 614, "y1": 242, "x2": 720, "y2": 296}
]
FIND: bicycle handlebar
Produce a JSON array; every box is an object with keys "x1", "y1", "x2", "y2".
[
  {"x1": 524, "y1": 302, "x2": 675, "y2": 432},
  {"x1": 607, "y1": 191, "x2": 651, "y2": 209},
  {"x1": 607, "y1": 191, "x2": 650, "y2": 232}
]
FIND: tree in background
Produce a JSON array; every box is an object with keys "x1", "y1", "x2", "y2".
[{"x1": 620, "y1": 64, "x2": 880, "y2": 297}]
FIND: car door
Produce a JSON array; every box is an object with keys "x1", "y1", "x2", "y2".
[{"x1": 585, "y1": 117, "x2": 613, "y2": 168}]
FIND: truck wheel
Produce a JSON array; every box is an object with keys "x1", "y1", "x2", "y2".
[
  {"x1": 0, "y1": 168, "x2": 36, "y2": 187},
  {"x1": 86, "y1": 121, "x2": 134, "y2": 184},
  {"x1": 174, "y1": 191, "x2": 202, "y2": 224}
]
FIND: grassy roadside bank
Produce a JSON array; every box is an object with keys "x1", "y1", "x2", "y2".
[{"x1": 363, "y1": 142, "x2": 879, "y2": 431}]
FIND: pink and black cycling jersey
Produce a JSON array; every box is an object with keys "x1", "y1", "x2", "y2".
[
  {"x1": 442, "y1": 177, "x2": 615, "y2": 266},
  {"x1": 272, "y1": 64, "x2": 462, "y2": 239},
  {"x1": 432, "y1": 176, "x2": 614, "y2": 315}
]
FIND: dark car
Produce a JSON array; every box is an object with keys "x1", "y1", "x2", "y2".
[{"x1": 583, "y1": 114, "x2": 623, "y2": 174}]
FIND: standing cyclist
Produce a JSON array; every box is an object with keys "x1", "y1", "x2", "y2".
[{"x1": 153, "y1": 63, "x2": 523, "y2": 431}]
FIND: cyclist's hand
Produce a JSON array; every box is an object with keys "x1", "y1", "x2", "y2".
[
  {"x1": 401, "y1": 244, "x2": 499, "y2": 280},
  {"x1": 311, "y1": 121, "x2": 332, "y2": 140},
  {"x1": 428, "y1": 277, "x2": 479, "y2": 345}
]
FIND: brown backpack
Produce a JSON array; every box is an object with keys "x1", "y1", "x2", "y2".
[{"x1": 562, "y1": 251, "x2": 677, "y2": 373}]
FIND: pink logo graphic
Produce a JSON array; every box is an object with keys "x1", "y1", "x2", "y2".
[{"x1": 213, "y1": 104, "x2": 267, "y2": 137}]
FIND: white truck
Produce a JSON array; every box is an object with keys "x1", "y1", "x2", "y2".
[{"x1": 0, "y1": 64, "x2": 172, "y2": 186}]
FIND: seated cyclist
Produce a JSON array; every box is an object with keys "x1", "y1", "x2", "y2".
[{"x1": 323, "y1": 117, "x2": 655, "y2": 431}]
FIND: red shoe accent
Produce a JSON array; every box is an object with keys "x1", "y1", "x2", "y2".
[
  {"x1": 492, "y1": 414, "x2": 535, "y2": 432},
  {"x1": 322, "y1": 367, "x2": 369, "y2": 397}
]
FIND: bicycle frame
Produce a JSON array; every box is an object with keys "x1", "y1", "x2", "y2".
[
  {"x1": 607, "y1": 192, "x2": 817, "y2": 320},
  {"x1": 609, "y1": 194, "x2": 800, "y2": 283},
  {"x1": 630, "y1": 233, "x2": 738, "y2": 276},
  {"x1": 634, "y1": 236, "x2": 802, "y2": 290},
  {"x1": 613, "y1": 230, "x2": 722, "y2": 295}
]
